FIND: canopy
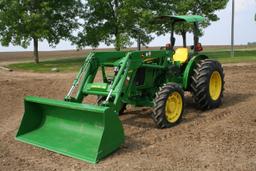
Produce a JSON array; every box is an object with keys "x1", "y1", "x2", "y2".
[{"x1": 154, "y1": 15, "x2": 204, "y2": 23}]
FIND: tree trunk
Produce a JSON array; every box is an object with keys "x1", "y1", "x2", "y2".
[
  {"x1": 193, "y1": 22, "x2": 199, "y2": 53},
  {"x1": 33, "y1": 38, "x2": 39, "y2": 64},
  {"x1": 115, "y1": 32, "x2": 121, "y2": 51},
  {"x1": 113, "y1": 0, "x2": 121, "y2": 51},
  {"x1": 137, "y1": 35, "x2": 141, "y2": 51},
  {"x1": 181, "y1": 31, "x2": 187, "y2": 48}
]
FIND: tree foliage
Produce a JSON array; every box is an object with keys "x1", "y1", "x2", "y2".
[
  {"x1": 75, "y1": 0, "x2": 155, "y2": 51},
  {"x1": 0, "y1": 0, "x2": 82, "y2": 63},
  {"x1": 0, "y1": 0, "x2": 230, "y2": 58},
  {"x1": 153, "y1": 0, "x2": 229, "y2": 47},
  {"x1": 180, "y1": 0, "x2": 228, "y2": 46}
]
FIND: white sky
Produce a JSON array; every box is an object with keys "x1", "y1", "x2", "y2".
[{"x1": 0, "y1": 0, "x2": 256, "y2": 52}]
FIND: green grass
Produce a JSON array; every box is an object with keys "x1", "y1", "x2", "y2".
[
  {"x1": 205, "y1": 50, "x2": 256, "y2": 63},
  {"x1": 9, "y1": 57, "x2": 84, "y2": 72},
  {"x1": 8, "y1": 50, "x2": 256, "y2": 73}
]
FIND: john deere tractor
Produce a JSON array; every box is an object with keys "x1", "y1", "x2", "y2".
[{"x1": 16, "y1": 15, "x2": 224, "y2": 163}]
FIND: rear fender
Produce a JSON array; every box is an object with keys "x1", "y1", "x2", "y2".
[{"x1": 183, "y1": 55, "x2": 208, "y2": 90}]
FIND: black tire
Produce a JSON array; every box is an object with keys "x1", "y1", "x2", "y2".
[
  {"x1": 97, "y1": 96, "x2": 126, "y2": 115},
  {"x1": 191, "y1": 59, "x2": 224, "y2": 110},
  {"x1": 152, "y1": 83, "x2": 184, "y2": 128}
]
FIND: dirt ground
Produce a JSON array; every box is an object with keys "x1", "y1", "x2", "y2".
[{"x1": 0, "y1": 63, "x2": 256, "y2": 171}]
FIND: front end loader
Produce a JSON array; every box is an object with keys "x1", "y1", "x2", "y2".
[{"x1": 16, "y1": 15, "x2": 224, "y2": 163}]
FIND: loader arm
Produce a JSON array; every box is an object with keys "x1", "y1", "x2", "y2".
[{"x1": 64, "y1": 52, "x2": 132, "y2": 111}]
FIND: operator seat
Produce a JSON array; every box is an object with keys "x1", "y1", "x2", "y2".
[{"x1": 173, "y1": 48, "x2": 189, "y2": 64}]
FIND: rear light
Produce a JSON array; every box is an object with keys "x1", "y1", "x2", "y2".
[
  {"x1": 166, "y1": 43, "x2": 172, "y2": 50},
  {"x1": 195, "y1": 43, "x2": 203, "y2": 52}
]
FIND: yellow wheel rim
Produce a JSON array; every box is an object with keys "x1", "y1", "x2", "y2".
[
  {"x1": 165, "y1": 92, "x2": 183, "y2": 123},
  {"x1": 209, "y1": 71, "x2": 222, "y2": 100}
]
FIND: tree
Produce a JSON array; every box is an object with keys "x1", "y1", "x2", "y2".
[
  {"x1": 75, "y1": 0, "x2": 154, "y2": 51},
  {"x1": 177, "y1": 0, "x2": 229, "y2": 47},
  {"x1": 146, "y1": 0, "x2": 188, "y2": 46},
  {"x1": 172, "y1": 1, "x2": 194, "y2": 47},
  {"x1": 153, "y1": 0, "x2": 229, "y2": 47},
  {"x1": 0, "y1": 0, "x2": 82, "y2": 63},
  {"x1": 255, "y1": 0, "x2": 256, "y2": 21}
]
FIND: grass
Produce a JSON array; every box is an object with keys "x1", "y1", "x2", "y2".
[
  {"x1": 8, "y1": 49, "x2": 256, "y2": 73},
  {"x1": 204, "y1": 50, "x2": 256, "y2": 63},
  {"x1": 9, "y1": 57, "x2": 84, "y2": 72}
]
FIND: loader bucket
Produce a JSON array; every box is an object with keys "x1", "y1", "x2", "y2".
[{"x1": 16, "y1": 96, "x2": 124, "y2": 164}]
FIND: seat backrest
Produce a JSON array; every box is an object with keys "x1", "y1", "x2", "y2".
[{"x1": 173, "y1": 48, "x2": 189, "y2": 64}]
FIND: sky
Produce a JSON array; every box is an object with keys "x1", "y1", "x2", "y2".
[{"x1": 0, "y1": 0, "x2": 255, "y2": 52}]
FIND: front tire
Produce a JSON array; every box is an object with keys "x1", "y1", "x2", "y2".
[
  {"x1": 191, "y1": 59, "x2": 224, "y2": 110},
  {"x1": 152, "y1": 83, "x2": 184, "y2": 128}
]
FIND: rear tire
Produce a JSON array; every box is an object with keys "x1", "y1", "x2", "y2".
[
  {"x1": 191, "y1": 59, "x2": 224, "y2": 110},
  {"x1": 152, "y1": 83, "x2": 184, "y2": 128}
]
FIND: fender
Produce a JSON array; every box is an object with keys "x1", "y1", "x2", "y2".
[{"x1": 183, "y1": 54, "x2": 208, "y2": 90}]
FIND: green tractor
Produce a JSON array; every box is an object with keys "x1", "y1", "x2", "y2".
[{"x1": 16, "y1": 15, "x2": 224, "y2": 163}]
